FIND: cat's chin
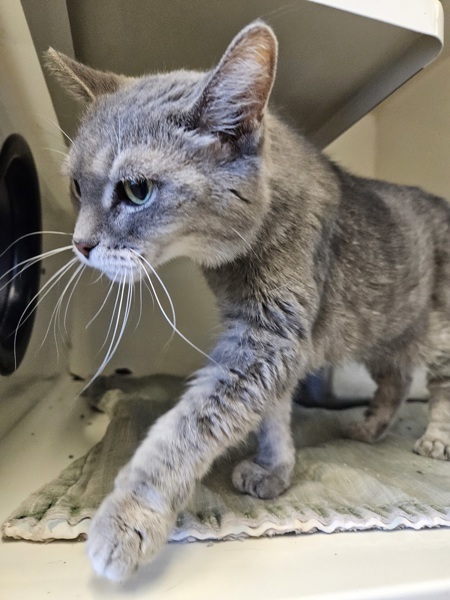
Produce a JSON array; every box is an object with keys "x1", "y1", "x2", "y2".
[{"x1": 101, "y1": 268, "x2": 143, "y2": 284}]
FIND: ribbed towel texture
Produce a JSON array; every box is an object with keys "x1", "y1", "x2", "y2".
[{"x1": 3, "y1": 375, "x2": 450, "y2": 543}]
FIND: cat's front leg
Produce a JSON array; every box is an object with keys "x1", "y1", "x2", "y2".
[
  {"x1": 86, "y1": 322, "x2": 304, "y2": 581},
  {"x1": 232, "y1": 390, "x2": 295, "y2": 499}
]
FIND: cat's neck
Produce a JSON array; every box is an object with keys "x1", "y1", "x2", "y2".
[{"x1": 202, "y1": 113, "x2": 341, "y2": 302}]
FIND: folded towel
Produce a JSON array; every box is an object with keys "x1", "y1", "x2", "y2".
[{"x1": 2, "y1": 375, "x2": 450, "y2": 543}]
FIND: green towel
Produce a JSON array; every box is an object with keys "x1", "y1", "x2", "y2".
[{"x1": 2, "y1": 375, "x2": 450, "y2": 543}]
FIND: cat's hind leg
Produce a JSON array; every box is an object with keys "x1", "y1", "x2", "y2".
[
  {"x1": 345, "y1": 359, "x2": 413, "y2": 444},
  {"x1": 415, "y1": 320, "x2": 450, "y2": 460},
  {"x1": 232, "y1": 390, "x2": 295, "y2": 499}
]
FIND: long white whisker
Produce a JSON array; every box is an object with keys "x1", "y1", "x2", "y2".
[
  {"x1": 122, "y1": 274, "x2": 133, "y2": 349},
  {"x1": 90, "y1": 270, "x2": 104, "y2": 285},
  {"x1": 80, "y1": 274, "x2": 129, "y2": 394},
  {"x1": 38, "y1": 114, "x2": 74, "y2": 145},
  {"x1": 136, "y1": 257, "x2": 218, "y2": 366},
  {"x1": 41, "y1": 263, "x2": 84, "y2": 357},
  {"x1": 0, "y1": 231, "x2": 72, "y2": 261},
  {"x1": 130, "y1": 250, "x2": 176, "y2": 334},
  {"x1": 86, "y1": 278, "x2": 116, "y2": 329},
  {"x1": 62, "y1": 264, "x2": 86, "y2": 336},
  {"x1": 134, "y1": 271, "x2": 144, "y2": 331},
  {"x1": 97, "y1": 272, "x2": 122, "y2": 355},
  {"x1": 18, "y1": 258, "x2": 78, "y2": 328},
  {"x1": 14, "y1": 258, "x2": 78, "y2": 367},
  {"x1": 41, "y1": 147, "x2": 69, "y2": 158},
  {"x1": 230, "y1": 227, "x2": 258, "y2": 259},
  {"x1": 0, "y1": 246, "x2": 73, "y2": 289},
  {"x1": 142, "y1": 276, "x2": 155, "y2": 310},
  {"x1": 55, "y1": 265, "x2": 85, "y2": 356},
  {"x1": 140, "y1": 259, "x2": 175, "y2": 348},
  {"x1": 117, "y1": 115, "x2": 122, "y2": 153},
  {"x1": 105, "y1": 275, "x2": 128, "y2": 365}
]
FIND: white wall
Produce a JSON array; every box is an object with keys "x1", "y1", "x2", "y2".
[
  {"x1": 375, "y1": 55, "x2": 450, "y2": 198},
  {"x1": 325, "y1": 113, "x2": 377, "y2": 178}
]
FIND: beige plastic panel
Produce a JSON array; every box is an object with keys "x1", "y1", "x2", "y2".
[{"x1": 0, "y1": 0, "x2": 75, "y2": 438}]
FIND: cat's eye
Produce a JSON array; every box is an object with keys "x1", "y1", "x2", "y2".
[
  {"x1": 117, "y1": 178, "x2": 154, "y2": 206},
  {"x1": 71, "y1": 178, "x2": 81, "y2": 198}
]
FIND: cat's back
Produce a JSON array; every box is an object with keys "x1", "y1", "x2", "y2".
[
  {"x1": 307, "y1": 163, "x2": 450, "y2": 360},
  {"x1": 330, "y1": 163, "x2": 449, "y2": 244}
]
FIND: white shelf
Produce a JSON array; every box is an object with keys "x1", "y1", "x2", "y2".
[
  {"x1": 308, "y1": 0, "x2": 444, "y2": 145},
  {"x1": 311, "y1": 0, "x2": 443, "y2": 35}
]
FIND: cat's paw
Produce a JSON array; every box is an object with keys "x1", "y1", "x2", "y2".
[
  {"x1": 414, "y1": 434, "x2": 450, "y2": 460},
  {"x1": 86, "y1": 488, "x2": 173, "y2": 582},
  {"x1": 344, "y1": 419, "x2": 386, "y2": 443},
  {"x1": 232, "y1": 459, "x2": 291, "y2": 499}
]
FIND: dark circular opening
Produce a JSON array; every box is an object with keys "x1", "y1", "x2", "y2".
[{"x1": 0, "y1": 134, "x2": 41, "y2": 375}]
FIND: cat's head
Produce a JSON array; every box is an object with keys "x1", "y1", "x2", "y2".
[{"x1": 47, "y1": 21, "x2": 277, "y2": 281}]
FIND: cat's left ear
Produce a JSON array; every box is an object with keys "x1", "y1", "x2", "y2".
[
  {"x1": 196, "y1": 20, "x2": 277, "y2": 137},
  {"x1": 45, "y1": 48, "x2": 128, "y2": 103}
]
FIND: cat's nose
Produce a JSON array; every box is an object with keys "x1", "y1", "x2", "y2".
[{"x1": 73, "y1": 240, "x2": 98, "y2": 259}]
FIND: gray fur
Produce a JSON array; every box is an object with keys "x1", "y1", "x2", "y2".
[{"x1": 47, "y1": 20, "x2": 450, "y2": 581}]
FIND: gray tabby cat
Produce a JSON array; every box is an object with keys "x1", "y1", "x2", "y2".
[{"x1": 47, "y1": 21, "x2": 450, "y2": 581}]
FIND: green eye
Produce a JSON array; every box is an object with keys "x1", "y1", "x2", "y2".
[{"x1": 118, "y1": 178, "x2": 154, "y2": 205}]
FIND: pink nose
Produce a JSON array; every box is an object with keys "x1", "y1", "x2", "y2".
[{"x1": 74, "y1": 240, "x2": 97, "y2": 259}]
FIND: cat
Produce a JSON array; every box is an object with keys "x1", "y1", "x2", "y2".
[{"x1": 46, "y1": 20, "x2": 450, "y2": 581}]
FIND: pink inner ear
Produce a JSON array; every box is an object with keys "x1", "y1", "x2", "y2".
[{"x1": 198, "y1": 22, "x2": 278, "y2": 135}]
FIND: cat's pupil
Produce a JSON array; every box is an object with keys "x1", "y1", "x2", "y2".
[
  {"x1": 128, "y1": 180, "x2": 148, "y2": 200},
  {"x1": 117, "y1": 179, "x2": 153, "y2": 205}
]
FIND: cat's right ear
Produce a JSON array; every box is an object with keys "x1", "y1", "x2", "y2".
[
  {"x1": 45, "y1": 48, "x2": 127, "y2": 103},
  {"x1": 195, "y1": 20, "x2": 278, "y2": 138}
]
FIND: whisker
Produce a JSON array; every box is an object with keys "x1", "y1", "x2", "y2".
[
  {"x1": 38, "y1": 114, "x2": 74, "y2": 145},
  {"x1": 258, "y1": 2, "x2": 299, "y2": 23},
  {"x1": 97, "y1": 271, "x2": 122, "y2": 355},
  {"x1": 41, "y1": 147, "x2": 69, "y2": 158},
  {"x1": 0, "y1": 231, "x2": 71, "y2": 261},
  {"x1": 230, "y1": 227, "x2": 258, "y2": 259},
  {"x1": 40, "y1": 263, "x2": 84, "y2": 356},
  {"x1": 0, "y1": 245, "x2": 73, "y2": 289},
  {"x1": 90, "y1": 270, "x2": 104, "y2": 285},
  {"x1": 86, "y1": 278, "x2": 116, "y2": 330},
  {"x1": 16, "y1": 258, "x2": 78, "y2": 331},
  {"x1": 101, "y1": 276, "x2": 132, "y2": 374},
  {"x1": 14, "y1": 257, "x2": 78, "y2": 367},
  {"x1": 130, "y1": 250, "x2": 176, "y2": 334},
  {"x1": 117, "y1": 115, "x2": 122, "y2": 153},
  {"x1": 134, "y1": 271, "x2": 144, "y2": 331},
  {"x1": 81, "y1": 273, "x2": 129, "y2": 394},
  {"x1": 105, "y1": 275, "x2": 128, "y2": 365},
  {"x1": 122, "y1": 273, "x2": 133, "y2": 350},
  {"x1": 136, "y1": 256, "x2": 218, "y2": 366},
  {"x1": 142, "y1": 276, "x2": 156, "y2": 310},
  {"x1": 62, "y1": 264, "x2": 86, "y2": 336},
  {"x1": 54, "y1": 267, "x2": 84, "y2": 357}
]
